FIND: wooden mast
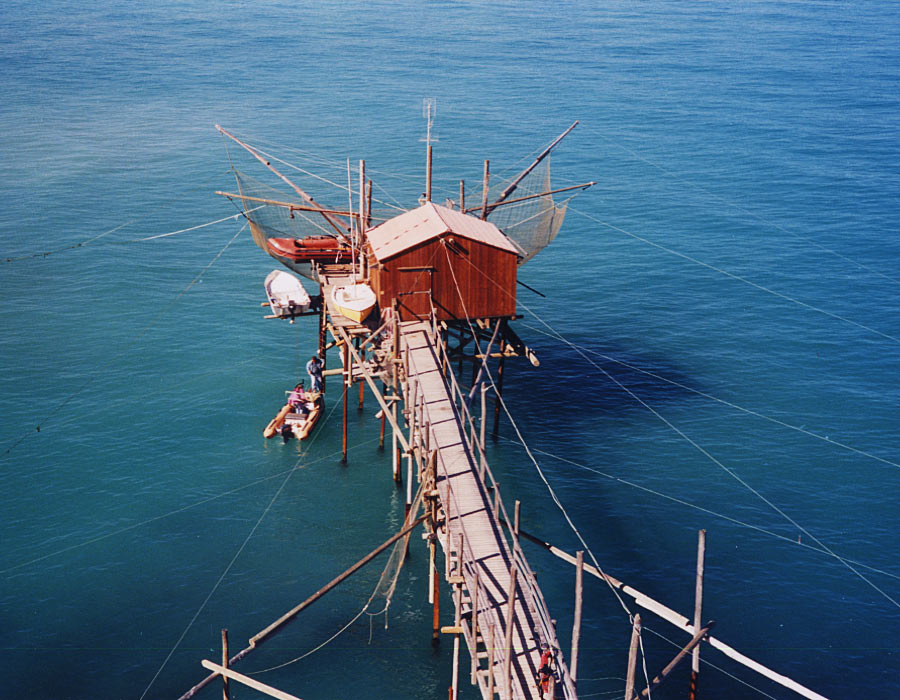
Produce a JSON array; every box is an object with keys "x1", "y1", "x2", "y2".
[
  {"x1": 215, "y1": 124, "x2": 350, "y2": 241},
  {"x1": 483, "y1": 120, "x2": 579, "y2": 217}
]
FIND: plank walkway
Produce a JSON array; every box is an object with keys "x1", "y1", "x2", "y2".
[{"x1": 400, "y1": 320, "x2": 554, "y2": 700}]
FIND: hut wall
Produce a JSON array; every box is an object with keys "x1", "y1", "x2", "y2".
[{"x1": 370, "y1": 235, "x2": 517, "y2": 321}]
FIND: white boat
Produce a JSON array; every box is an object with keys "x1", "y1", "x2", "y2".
[
  {"x1": 265, "y1": 270, "x2": 311, "y2": 318},
  {"x1": 331, "y1": 283, "x2": 376, "y2": 323}
]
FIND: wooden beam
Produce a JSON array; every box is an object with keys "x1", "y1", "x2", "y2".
[
  {"x1": 201, "y1": 661, "x2": 304, "y2": 700},
  {"x1": 512, "y1": 525, "x2": 832, "y2": 700},
  {"x1": 249, "y1": 516, "x2": 426, "y2": 648},
  {"x1": 690, "y1": 529, "x2": 706, "y2": 699},
  {"x1": 215, "y1": 125, "x2": 350, "y2": 240},
  {"x1": 464, "y1": 181, "x2": 596, "y2": 215},
  {"x1": 631, "y1": 622, "x2": 715, "y2": 700},
  {"x1": 215, "y1": 191, "x2": 354, "y2": 216},
  {"x1": 484, "y1": 121, "x2": 578, "y2": 216},
  {"x1": 624, "y1": 614, "x2": 641, "y2": 700}
]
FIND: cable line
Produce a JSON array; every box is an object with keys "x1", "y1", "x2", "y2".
[{"x1": 570, "y1": 207, "x2": 900, "y2": 347}]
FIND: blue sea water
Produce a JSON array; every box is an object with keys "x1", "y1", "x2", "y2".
[{"x1": 1, "y1": 1, "x2": 899, "y2": 698}]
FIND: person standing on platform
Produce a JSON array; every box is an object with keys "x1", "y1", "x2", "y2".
[{"x1": 306, "y1": 355, "x2": 324, "y2": 393}]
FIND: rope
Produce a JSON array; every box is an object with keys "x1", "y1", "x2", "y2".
[
  {"x1": 570, "y1": 207, "x2": 900, "y2": 347},
  {"x1": 439, "y1": 243, "x2": 635, "y2": 622},
  {"x1": 641, "y1": 625, "x2": 780, "y2": 700},
  {"x1": 2, "y1": 170, "x2": 236, "y2": 262},
  {"x1": 453, "y1": 253, "x2": 900, "y2": 611},
  {"x1": 508, "y1": 440, "x2": 900, "y2": 583},
  {"x1": 138, "y1": 449, "x2": 301, "y2": 699},
  {"x1": 1, "y1": 222, "x2": 247, "y2": 460},
  {"x1": 2, "y1": 437, "x2": 381, "y2": 577},
  {"x1": 116, "y1": 207, "x2": 263, "y2": 242},
  {"x1": 520, "y1": 321, "x2": 900, "y2": 473},
  {"x1": 515, "y1": 294, "x2": 900, "y2": 612},
  {"x1": 582, "y1": 126, "x2": 900, "y2": 287}
]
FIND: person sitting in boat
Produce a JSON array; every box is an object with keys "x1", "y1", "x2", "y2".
[
  {"x1": 288, "y1": 381, "x2": 307, "y2": 408},
  {"x1": 306, "y1": 355, "x2": 324, "y2": 393}
]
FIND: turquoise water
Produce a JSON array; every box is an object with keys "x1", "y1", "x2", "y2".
[{"x1": 2, "y1": 2, "x2": 899, "y2": 698}]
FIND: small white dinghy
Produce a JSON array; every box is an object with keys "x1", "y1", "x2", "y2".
[
  {"x1": 331, "y1": 283, "x2": 376, "y2": 323},
  {"x1": 265, "y1": 270, "x2": 311, "y2": 318}
]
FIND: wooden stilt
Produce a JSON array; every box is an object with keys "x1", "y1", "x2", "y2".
[
  {"x1": 459, "y1": 179, "x2": 465, "y2": 211},
  {"x1": 342, "y1": 341, "x2": 348, "y2": 462},
  {"x1": 480, "y1": 384, "x2": 487, "y2": 476},
  {"x1": 624, "y1": 614, "x2": 641, "y2": 700},
  {"x1": 221, "y1": 629, "x2": 230, "y2": 700},
  {"x1": 571, "y1": 550, "x2": 583, "y2": 687},
  {"x1": 690, "y1": 529, "x2": 707, "y2": 700},
  {"x1": 492, "y1": 355, "x2": 505, "y2": 439},
  {"x1": 488, "y1": 625, "x2": 496, "y2": 699},
  {"x1": 481, "y1": 160, "x2": 490, "y2": 220},
  {"x1": 632, "y1": 622, "x2": 715, "y2": 700},
  {"x1": 432, "y1": 542, "x2": 441, "y2": 645},
  {"x1": 451, "y1": 583, "x2": 461, "y2": 700},
  {"x1": 471, "y1": 571, "x2": 480, "y2": 685},
  {"x1": 426, "y1": 144, "x2": 433, "y2": 202},
  {"x1": 502, "y1": 566, "x2": 518, "y2": 700},
  {"x1": 357, "y1": 339, "x2": 364, "y2": 411},
  {"x1": 379, "y1": 380, "x2": 386, "y2": 449}
]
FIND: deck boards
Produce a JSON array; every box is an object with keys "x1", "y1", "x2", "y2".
[{"x1": 401, "y1": 321, "x2": 545, "y2": 700}]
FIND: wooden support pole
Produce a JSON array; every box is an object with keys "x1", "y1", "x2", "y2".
[
  {"x1": 571, "y1": 550, "x2": 583, "y2": 687},
  {"x1": 221, "y1": 629, "x2": 230, "y2": 700},
  {"x1": 513, "y1": 500, "x2": 521, "y2": 541},
  {"x1": 358, "y1": 340, "x2": 365, "y2": 411},
  {"x1": 342, "y1": 341, "x2": 349, "y2": 462},
  {"x1": 690, "y1": 529, "x2": 706, "y2": 700},
  {"x1": 459, "y1": 179, "x2": 465, "y2": 211},
  {"x1": 379, "y1": 380, "x2": 386, "y2": 449},
  {"x1": 451, "y1": 583, "x2": 461, "y2": 700},
  {"x1": 480, "y1": 160, "x2": 490, "y2": 220},
  {"x1": 471, "y1": 571, "x2": 480, "y2": 685},
  {"x1": 624, "y1": 614, "x2": 641, "y2": 700},
  {"x1": 480, "y1": 384, "x2": 487, "y2": 476},
  {"x1": 511, "y1": 525, "x2": 831, "y2": 700},
  {"x1": 492, "y1": 355, "x2": 505, "y2": 439},
  {"x1": 426, "y1": 144, "x2": 433, "y2": 202},
  {"x1": 250, "y1": 516, "x2": 427, "y2": 648},
  {"x1": 366, "y1": 179, "x2": 372, "y2": 229},
  {"x1": 201, "y1": 661, "x2": 304, "y2": 700},
  {"x1": 488, "y1": 624, "x2": 496, "y2": 699},
  {"x1": 502, "y1": 566, "x2": 518, "y2": 700},
  {"x1": 632, "y1": 622, "x2": 715, "y2": 700},
  {"x1": 432, "y1": 541, "x2": 441, "y2": 645}
]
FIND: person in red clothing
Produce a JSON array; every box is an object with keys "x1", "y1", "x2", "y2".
[{"x1": 536, "y1": 643, "x2": 555, "y2": 698}]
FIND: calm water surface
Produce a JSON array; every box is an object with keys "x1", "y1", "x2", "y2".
[{"x1": 1, "y1": 2, "x2": 898, "y2": 698}]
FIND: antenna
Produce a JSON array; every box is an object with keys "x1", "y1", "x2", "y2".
[
  {"x1": 422, "y1": 98, "x2": 437, "y2": 148},
  {"x1": 422, "y1": 98, "x2": 437, "y2": 202}
]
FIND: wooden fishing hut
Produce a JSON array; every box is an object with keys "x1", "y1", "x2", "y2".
[{"x1": 365, "y1": 201, "x2": 523, "y2": 322}]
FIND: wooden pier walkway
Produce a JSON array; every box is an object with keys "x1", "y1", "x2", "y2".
[{"x1": 399, "y1": 320, "x2": 576, "y2": 700}]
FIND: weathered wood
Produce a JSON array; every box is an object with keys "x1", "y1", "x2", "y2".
[
  {"x1": 624, "y1": 614, "x2": 641, "y2": 700},
  {"x1": 214, "y1": 126, "x2": 349, "y2": 239},
  {"x1": 426, "y1": 144, "x2": 433, "y2": 202},
  {"x1": 485, "y1": 121, "x2": 578, "y2": 216},
  {"x1": 633, "y1": 622, "x2": 715, "y2": 700},
  {"x1": 480, "y1": 160, "x2": 490, "y2": 221},
  {"x1": 249, "y1": 516, "x2": 426, "y2": 647},
  {"x1": 516, "y1": 526, "x2": 831, "y2": 700},
  {"x1": 570, "y1": 551, "x2": 583, "y2": 686},
  {"x1": 459, "y1": 179, "x2": 465, "y2": 211},
  {"x1": 201, "y1": 661, "x2": 304, "y2": 700},
  {"x1": 465, "y1": 180, "x2": 596, "y2": 215},
  {"x1": 690, "y1": 529, "x2": 706, "y2": 699},
  {"x1": 502, "y1": 566, "x2": 518, "y2": 700},
  {"x1": 215, "y1": 191, "x2": 354, "y2": 216},
  {"x1": 342, "y1": 340, "x2": 349, "y2": 461},
  {"x1": 221, "y1": 629, "x2": 230, "y2": 700}
]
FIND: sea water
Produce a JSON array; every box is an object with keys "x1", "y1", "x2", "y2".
[{"x1": 1, "y1": 2, "x2": 898, "y2": 698}]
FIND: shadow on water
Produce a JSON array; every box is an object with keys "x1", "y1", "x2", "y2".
[{"x1": 494, "y1": 328, "x2": 701, "y2": 437}]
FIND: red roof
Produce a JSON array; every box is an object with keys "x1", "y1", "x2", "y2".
[{"x1": 366, "y1": 202, "x2": 523, "y2": 262}]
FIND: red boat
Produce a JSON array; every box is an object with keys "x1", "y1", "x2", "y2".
[{"x1": 267, "y1": 235, "x2": 351, "y2": 263}]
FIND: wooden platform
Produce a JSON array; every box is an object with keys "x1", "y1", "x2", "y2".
[{"x1": 400, "y1": 321, "x2": 550, "y2": 700}]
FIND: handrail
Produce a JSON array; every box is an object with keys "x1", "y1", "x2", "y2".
[{"x1": 411, "y1": 313, "x2": 576, "y2": 699}]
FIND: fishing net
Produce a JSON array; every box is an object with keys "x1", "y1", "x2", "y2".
[
  {"x1": 484, "y1": 156, "x2": 568, "y2": 263},
  {"x1": 367, "y1": 482, "x2": 426, "y2": 627}
]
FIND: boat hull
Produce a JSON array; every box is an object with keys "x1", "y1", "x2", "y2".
[{"x1": 331, "y1": 284, "x2": 376, "y2": 323}]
